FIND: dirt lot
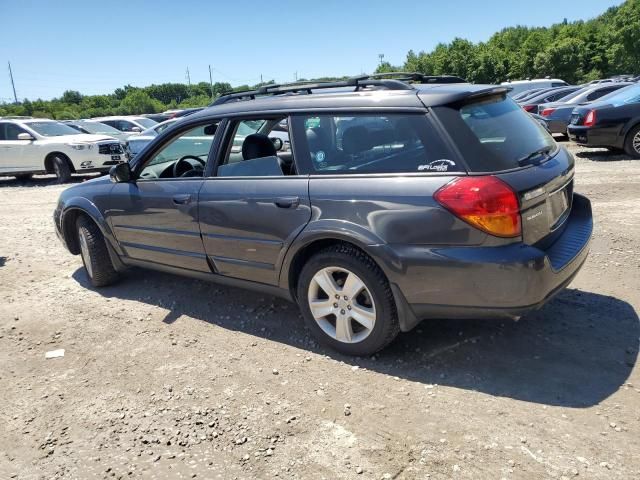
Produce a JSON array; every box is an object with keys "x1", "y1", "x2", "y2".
[{"x1": 0, "y1": 142, "x2": 638, "y2": 480}]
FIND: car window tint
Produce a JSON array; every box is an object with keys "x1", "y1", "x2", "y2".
[
  {"x1": 434, "y1": 95, "x2": 555, "y2": 172},
  {"x1": 138, "y1": 123, "x2": 217, "y2": 180},
  {"x1": 216, "y1": 117, "x2": 293, "y2": 177},
  {"x1": 292, "y1": 114, "x2": 457, "y2": 174}
]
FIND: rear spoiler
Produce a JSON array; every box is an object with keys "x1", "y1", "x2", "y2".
[{"x1": 419, "y1": 86, "x2": 513, "y2": 108}]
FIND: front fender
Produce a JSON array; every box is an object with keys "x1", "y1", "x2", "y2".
[{"x1": 60, "y1": 196, "x2": 123, "y2": 256}]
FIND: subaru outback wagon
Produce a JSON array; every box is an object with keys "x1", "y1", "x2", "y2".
[{"x1": 54, "y1": 74, "x2": 593, "y2": 355}]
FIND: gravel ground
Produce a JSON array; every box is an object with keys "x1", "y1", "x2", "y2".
[{"x1": 0, "y1": 141, "x2": 638, "y2": 479}]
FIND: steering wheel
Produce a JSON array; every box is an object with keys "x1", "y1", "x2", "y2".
[{"x1": 173, "y1": 155, "x2": 206, "y2": 178}]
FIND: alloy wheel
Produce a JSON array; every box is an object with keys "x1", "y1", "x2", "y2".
[
  {"x1": 307, "y1": 267, "x2": 376, "y2": 343},
  {"x1": 633, "y1": 130, "x2": 640, "y2": 154}
]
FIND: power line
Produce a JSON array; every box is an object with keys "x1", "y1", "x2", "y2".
[
  {"x1": 209, "y1": 64, "x2": 214, "y2": 100},
  {"x1": 8, "y1": 61, "x2": 18, "y2": 103}
]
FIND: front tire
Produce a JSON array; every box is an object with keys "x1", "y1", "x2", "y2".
[
  {"x1": 624, "y1": 125, "x2": 640, "y2": 159},
  {"x1": 52, "y1": 155, "x2": 72, "y2": 183},
  {"x1": 76, "y1": 216, "x2": 120, "y2": 287},
  {"x1": 297, "y1": 244, "x2": 399, "y2": 356}
]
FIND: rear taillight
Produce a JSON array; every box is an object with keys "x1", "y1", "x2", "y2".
[
  {"x1": 522, "y1": 105, "x2": 536, "y2": 112},
  {"x1": 541, "y1": 108, "x2": 555, "y2": 117},
  {"x1": 584, "y1": 110, "x2": 596, "y2": 127},
  {"x1": 434, "y1": 176, "x2": 521, "y2": 238}
]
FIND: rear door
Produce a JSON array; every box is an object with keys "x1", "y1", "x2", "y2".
[{"x1": 198, "y1": 116, "x2": 311, "y2": 285}]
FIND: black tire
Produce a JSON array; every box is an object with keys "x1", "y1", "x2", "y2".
[
  {"x1": 52, "y1": 155, "x2": 72, "y2": 183},
  {"x1": 14, "y1": 173, "x2": 33, "y2": 181},
  {"x1": 297, "y1": 244, "x2": 399, "y2": 356},
  {"x1": 76, "y1": 216, "x2": 120, "y2": 287},
  {"x1": 623, "y1": 124, "x2": 640, "y2": 159}
]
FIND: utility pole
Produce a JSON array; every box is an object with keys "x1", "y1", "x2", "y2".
[
  {"x1": 378, "y1": 53, "x2": 384, "y2": 66},
  {"x1": 185, "y1": 67, "x2": 191, "y2": 86},
  {"x1": 8, "y1": 61, "x2": 18, "y2": 103},
  {"x1": 208, "y1": 64, "x2": 214, "y2": 100},
  {"x1": 260, "y1": 73, "x2": 263, "y2": 84}
]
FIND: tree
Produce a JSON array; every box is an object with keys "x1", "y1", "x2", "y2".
[
  {"x1": 61, "y1": 90, "x2": 83, "y2": 104},
  {"x1": 120, "y1": 90, "x2": 163, "y2": 114}
]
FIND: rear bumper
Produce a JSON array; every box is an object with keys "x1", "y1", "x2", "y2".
[
  {"x1": 377, "y1": 194, "x2": 593, "y2": 330},
  {"x1": 547, "y1": 118, "x2": 569, "y2": 134},
  {"x1": 567, "y1": 125, "x2": 623, "y2": 148}
]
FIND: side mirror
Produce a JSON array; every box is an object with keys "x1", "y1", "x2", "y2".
[
  {"x1": 270, "y1": 137, "x2": 283, "y2": 151},
  {"x1": 109, "y1": 162, "x2": 132, "y2": 183},
  {"x1": 17, "y1": 132, "x2": 35, "y2": 141},
  {"x1": 131, "y1": 126, "x2": 142, "y2": 133}
]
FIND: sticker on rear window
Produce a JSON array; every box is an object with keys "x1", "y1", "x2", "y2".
[{"x1": 418, "y1": 159, "x2": 456, "y2": 172}]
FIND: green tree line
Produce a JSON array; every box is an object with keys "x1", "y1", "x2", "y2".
[{"x1": 377, "y1": 0, "x2": 640, "y2": 84}]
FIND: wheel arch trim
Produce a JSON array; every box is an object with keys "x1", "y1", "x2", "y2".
[{"x1": 60, "y1": 197, "x2": 122, "y2": 256}]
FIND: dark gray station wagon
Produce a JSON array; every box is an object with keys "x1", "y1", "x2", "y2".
[{"x1": 54, "y1": 74, "x2": 593, "y2": 355}]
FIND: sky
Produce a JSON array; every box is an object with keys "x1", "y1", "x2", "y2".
[{"x1": 0, "y1": 0, "x2": 625, "y2": 101}]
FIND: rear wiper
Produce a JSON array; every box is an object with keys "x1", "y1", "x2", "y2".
[{"x1": 517, "y1": 146, "x2": 554, "y2": 166}]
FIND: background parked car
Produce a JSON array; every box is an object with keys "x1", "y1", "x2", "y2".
[
  {"x1": 568, "y1": 83, "x2": 640, "y2": 157},
  {"x1": 143, "y1": 113, "x2": 171, "y2": 123},
  {"x1": 511, "y1": 88, "x2": 545, "y2": 101},
  {"x1": 518, "y1": 86, "x2": 581, "y2": 114},
  {"x1": 63, "y1": 119, "x2": 131, "y2": 143},
  {"x1": 92, "y1": 116, "x2": 158, "y2": 134},
  {"x1": 0, "y1": 118, "x2": 125, "y2": 181},
  {"x1": 126, "y1": 118, "x2": 181, "y2": 157},
  {"x1": 540, "y1": 82, "x2": 633, "y2": 135},
  {"x1": 501, "y1": 78, "x2": 568, "y2": 97}
]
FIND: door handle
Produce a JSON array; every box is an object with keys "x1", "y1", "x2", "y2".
[
  {"x1": 274, "y1": 196, "x2": 300, "y2": 209},
  {"x1": 172, "y1": 194, "x2": 192, "y2": 205}
]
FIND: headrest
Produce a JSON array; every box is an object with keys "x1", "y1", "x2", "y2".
[
  {"x1": 242, "y1": 133, "x2": 276, "y2": 160},
  {"x1": 342, "y1": 126, "x2": 373, "y2": 155}
]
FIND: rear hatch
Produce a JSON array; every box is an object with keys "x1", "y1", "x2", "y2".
[{"x1": 430, "y1": 91, "x2": 574, "y2": 246}]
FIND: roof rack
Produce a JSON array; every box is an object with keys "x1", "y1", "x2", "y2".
[
  {"x1": 0, "y1": 115, "x2": 34, "y2": 119},
  {"x1": 209, "y1": 72, "x2": 468, "y2": 106},
  {"x1": 364, "y1": 72, "x2": 468, "y2": 84}
]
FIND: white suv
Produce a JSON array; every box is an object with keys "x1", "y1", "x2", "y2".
[{"x1": 0, "y1": 117, "x2": 126, "y2": 182}]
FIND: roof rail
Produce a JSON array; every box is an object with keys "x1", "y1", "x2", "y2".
[
  {"x1": 364, "y1": 72, "x2": 468, "y2": 84},
  {"x1": 0, "y1": 115, "x2": 34, "y2": 119},
  {"x1": 210, "y1": 75, "x2": 422, "y2": 106},
  {"x1": 209, "y1": 72, "x2": 468, "y2": 106}
]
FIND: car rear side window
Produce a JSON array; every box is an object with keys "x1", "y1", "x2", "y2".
[
  {"x1": 433, "y1": 95, "x2": 556, "y2": 172},
  {"x1": 291, "y1": 114, "x2": 458, "y2": 174}
]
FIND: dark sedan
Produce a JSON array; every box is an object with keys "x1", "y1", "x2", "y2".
[
  {"x1": 519, "y1": 86, "x2": 581, "y2": 114},
  {"x1": 539, "y1": 83, "x2": 632, "y2": 135},
  {"x1": 567, "y1": 83, "x2": 640, "y2": 157}
]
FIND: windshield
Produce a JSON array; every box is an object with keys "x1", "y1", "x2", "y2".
[
  {"x1": 597, "y1": 83, "x2": 640, "y2": 106},
  {"x1": 26, "y1": 121, "x2": 84, "y2": 137},
  {"x1": 78, "y1": 121, "x2": 123, "y2": 135},
  {"x1": 135, "y1": 118, "x2": 158, "y2": 129},
  {"x1": 434, "y1": 95, "x2": 556, "y2": 172}
]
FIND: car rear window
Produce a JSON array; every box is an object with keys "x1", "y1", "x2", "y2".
[
  {"x1": 433, "y1": 95, "x2": 556, "y2": 172},
  {"x1": 291, "y1": 114, "x2": 459, "y2": 174}
]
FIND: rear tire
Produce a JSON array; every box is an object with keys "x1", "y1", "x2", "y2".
[
  {"x1": 297, "y1": 244, "x2": 399, "y2": 356},
  {"x1": 76, "y1": 216, "x2": 120, "y2": 287},
  {"x1": 52, "y1": 155, "x2": 72, "y2": 183},
  {"x1": 623, "y1": 125, "x2": 640, "y2": 159}
]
